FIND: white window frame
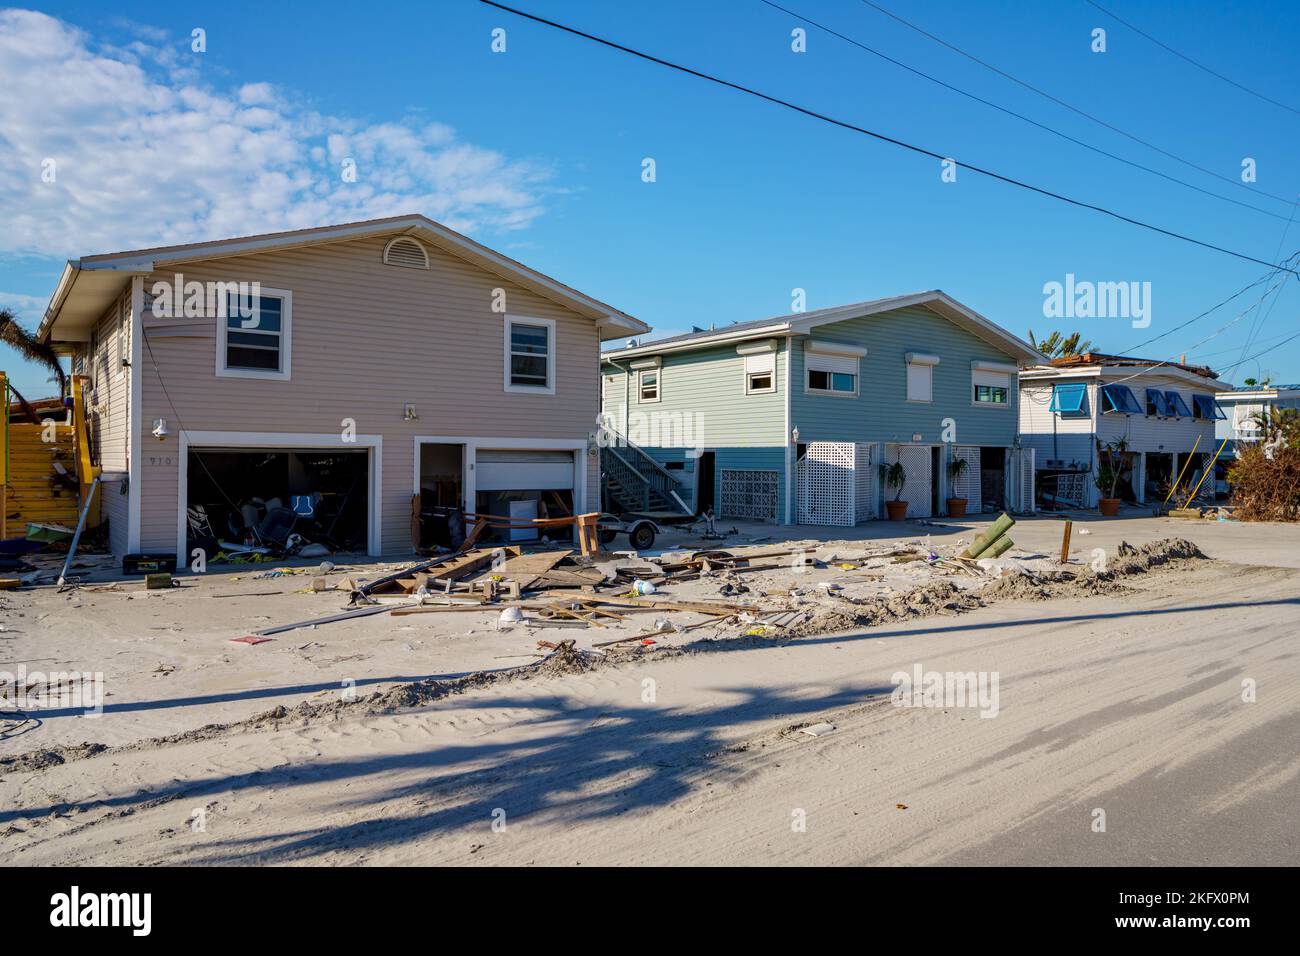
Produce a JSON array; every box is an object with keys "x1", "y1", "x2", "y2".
[
  {"x1": 971, "y1": 362, "x2": 1014, "y2": 408},
  {"x1": 503, "y1": 314, "x2": 556, "y2": 395},
  {"x1": 804, "y1": 341, "x2": 863, "y2": 398},
  {"x1": 637, "y1": 367, "x2": 661, "y2": 403},
  {"x1": 744, "y1": 352, "x2": 776, "y2": 395},
  {"x1": 216, "y1": 286, "x2": 292, "y2": 382}
]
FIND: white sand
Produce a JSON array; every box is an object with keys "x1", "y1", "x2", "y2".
[{"x1": 2, "y1": 513, "x2": 1297, "y2": 865}]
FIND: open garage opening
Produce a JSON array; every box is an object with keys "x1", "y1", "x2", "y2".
[{"x1": 186, "y1": 448, "x2": 369, "y2": 559}]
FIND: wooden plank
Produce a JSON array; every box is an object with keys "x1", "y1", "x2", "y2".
[{"x1": 488, "y1": 549, "x2": 573, "y2": 590}]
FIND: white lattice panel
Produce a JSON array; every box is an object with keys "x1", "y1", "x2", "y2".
[
  {"x1": 886, "y1": 444, "x2": 933, "y2": 518},
  {"x1": 855, "y1": 442, "x2": 877, "y2": 521},
  {"x1": 719, "y1": 469, "x2": 780, "y2": 521},
  {"x1": 953, "y1": 445, "x2": 981, "y2": 512},
  {"x1": 1018, "y1": 447, "x2": 1036, "y2": 513},
  {"x1": 796, "y1": 443, "x2": 855, "y2": 526}
]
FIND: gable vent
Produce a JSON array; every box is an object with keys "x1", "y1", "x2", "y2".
[{"x1": 383, "y1": 236, "x2": 430, "y2": 269}]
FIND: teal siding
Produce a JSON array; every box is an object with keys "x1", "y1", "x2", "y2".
[
  {"x1": 790, "y1": 305, "x2": 1020, "y2": 447},
  {"x1": 601, "y1": 341, "x2": 787, "y2": 449},
  {"x1": 642, "y1": 445, "x2": 787, "y2": 521}
]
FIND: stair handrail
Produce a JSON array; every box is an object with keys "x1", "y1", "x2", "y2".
[
  {"x1": 603, "y1": 445, "x2": 652, "y2": 510},
  {"x1": 1, "y1": 372, "x2": 8, "y2": 539},
  {"x1": 70, "y1": 374, "x2": 99, "y2": 500}
]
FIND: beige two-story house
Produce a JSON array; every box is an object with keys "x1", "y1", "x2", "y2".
[{"x1": 37, "y1": 214, "x2": 646, "y2": 562}]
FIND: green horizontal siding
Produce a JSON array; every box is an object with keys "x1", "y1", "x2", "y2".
[
  {"x1": 601, "y1": 341, "x2": 787, "y2": 449},
  {"x1": 790, "y1": 305, "x2": 1020, "y2": 447}
]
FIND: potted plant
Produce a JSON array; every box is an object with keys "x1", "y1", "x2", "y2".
[
  {"x1": 1094, "y1": 437, "x2": 1127, "y2": 516},
  {"x1": 880, "y1": 460, "x2": 908, "y2": 520},
  {"x1": 946, "y1": 456, "x2": 970, "y2": 517}
]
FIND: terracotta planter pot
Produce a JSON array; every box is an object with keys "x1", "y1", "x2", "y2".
[
  {"x1": 1098, "y1": 497, "x2": 1122, "y2": 517},
  {"x1": 946, "y1": 498, "x2": 968, "y2": 518},
  {"x1": 885, "y1": 499, "x2": 909, "y2": 521}
]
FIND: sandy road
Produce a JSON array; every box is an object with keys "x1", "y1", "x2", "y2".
[{"x1": 2, "y1": 559, "x2": 1297, "y2": 866}]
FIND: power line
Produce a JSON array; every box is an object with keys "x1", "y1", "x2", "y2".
[
  {"x1": 1232, "y1": 200, "x2": 1300, "y2": 369},
  {"x1": 858, "y1": 0, "x2": 1298, "y2": 207},
  {"x1": 1086, "y1": 0, "x2": 1300, "y2": 119},
  {"x1": 1121, "y1": 251, "x2": 1300, "y2": 353},
  {"x1": 758, "y1": 0, "x2": 1294, "y2": 224},
  {"x1": 481, "y1": 0, "x2": 1300, "y2": 276}
]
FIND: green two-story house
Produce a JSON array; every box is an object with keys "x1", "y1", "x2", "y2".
[{"x1": 600, "y1": 291, "x2": 1044, "y2": 525}]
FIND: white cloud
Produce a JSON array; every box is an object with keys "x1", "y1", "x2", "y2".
[
  {"x1": 0, "y1": 291, "x2": 46, "y2": 320},
  {"x1": 0, "y1": 9, "x2": 551, "y2": 258}
]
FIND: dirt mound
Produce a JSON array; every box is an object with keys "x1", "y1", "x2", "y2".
[
  {"x1": 0, "y1": 741, "x2": 106, "y2": 774},
  {"x1": 1107, "y1": 537, "x2": 1205, "y2": 575},
  {"x1": 790, "y1": 581, "x2": 981, "y2": 637}
]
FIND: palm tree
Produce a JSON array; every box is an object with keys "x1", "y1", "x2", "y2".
[
  {"x1": 0, "y1": 307, "x2": 67, "y2": 397},
  {"x1": 1027, "y1": 329, "x2": 1095, "y2": 359}
]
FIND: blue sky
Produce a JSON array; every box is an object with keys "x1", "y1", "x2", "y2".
[{"x1": 3, "y1": 0, "x2": 1298, "y2": 396}]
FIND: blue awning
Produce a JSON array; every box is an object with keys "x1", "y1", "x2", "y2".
[
  {"x1": 1165, "y1": 391, "x2": 1194, "y2": 418},
  {"x1": 1192, "y1": 394, "x2": 1226, "y2": 420},
  {"x1": 1100, "y1": 383, "x2": 1143, "y2": 414},
  {"x1": 1145, "y1": 388, "x2": 1172, "y2": 416},
  {"x1": 1050, "y1": 382, "x2": 1088, "y2": 413}
]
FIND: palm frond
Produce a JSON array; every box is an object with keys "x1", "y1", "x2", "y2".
[{"x1": 0, "y1": 307, "x2": 67, "y2": 397}]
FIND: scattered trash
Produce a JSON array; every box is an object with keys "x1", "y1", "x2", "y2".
[
  {"x1": 230, "y1": 636, "x2": 273, "y2": 645},
  {"x1": 800, "y1": 722, "x2": 837, "y2": 737}
]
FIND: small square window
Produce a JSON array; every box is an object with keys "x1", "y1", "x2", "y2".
[
  {"x1": 638, "y1": 368, "x2": 660, "y2": 402},
  {"x1": 748, "y1": 371, "x2": 774, "y2": 392}
]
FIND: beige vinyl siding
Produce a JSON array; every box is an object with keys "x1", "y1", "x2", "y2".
[
  {"x1": 136, "y1": 234, "x2": 602, "y2": 553},
  {"x1": 80, "y1": 291, "x2": 132, "y2": 474},
  {"x1": 102, "y1": 478, "x2": 129, "y2": 556}
]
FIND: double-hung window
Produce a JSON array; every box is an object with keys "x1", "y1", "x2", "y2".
[
  {"x1": 504, "y1": 316, "x2": 555, "y2": 394},
  {"x1": 218, "y1": 288, "x2": 291, "y2": 381},
  {"x1": 638, "y1": 368, "x2": 660, "y2": 402}
]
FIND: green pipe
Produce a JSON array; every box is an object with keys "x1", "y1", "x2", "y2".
[{"x1": 961, "y1": 512, "x2": 1016, "y2": 558}]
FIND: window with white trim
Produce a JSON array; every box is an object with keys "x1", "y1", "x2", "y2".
[
  {"x1": 638, "y1": 368, "x2": 660, "y2": 402},
  {"x1": 504, "y1": 316, "x2": 555, "y2": 393},
  {"x1": 218, "y1": 289, "x2": 291, "y2": 380},
  {"x1": 745, "y1": 351, "x2": 776, "y2": 394},
  {"x1": 972, "y1": 368, "x2": 1010, "y2": 405},
  {"x1": 806, "y1": 352, "x2": 857, "y2": 394}
]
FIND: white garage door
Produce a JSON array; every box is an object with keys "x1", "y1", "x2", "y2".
[{"x1": 475, "y1": 449, "x2": 575, "y2": 492}]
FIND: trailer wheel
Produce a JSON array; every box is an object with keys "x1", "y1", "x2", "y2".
[
  {"x1": 629, "y1": 522, "x2": 656, "y2": 550},
  {"x1": 598, "y1": 527, "x2": 618, "y2": 545}
]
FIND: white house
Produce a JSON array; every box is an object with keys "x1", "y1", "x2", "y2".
[
  {"x1": 1019, "y1": 353, "x2": 1231, "y2": 508},
  {"x1": 1215, "y1": 384, "x2": 1300, "y2": 456}
]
